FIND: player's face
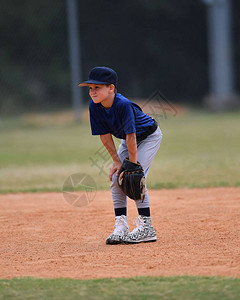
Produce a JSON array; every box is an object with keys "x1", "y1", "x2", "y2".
[{"x1": 88, "y1": 84, "x2": 113, "y2": 104}]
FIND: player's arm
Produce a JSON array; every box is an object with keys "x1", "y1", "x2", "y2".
[
  {"x1": 100, "y1": 133, "x2": 121, "y2": 181},
  {"x1": 126, "y1": 132, "x2": 137, "y2": 163},
  {"x1": 100, "y1": 133, "x2": 120, "y2": 163}
]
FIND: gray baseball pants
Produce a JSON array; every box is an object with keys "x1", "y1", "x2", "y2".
[{"x1": 111, "y1": 126, "x2": 162, "y2": 209}]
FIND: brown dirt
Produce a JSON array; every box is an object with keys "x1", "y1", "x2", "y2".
[{"x1": 0, "y1": 187, "x2": 240, "y2": 279}]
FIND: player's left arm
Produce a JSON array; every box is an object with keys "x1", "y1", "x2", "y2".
[{"x1": 126, "y1": 132, "x2": 137, "y2": 163}]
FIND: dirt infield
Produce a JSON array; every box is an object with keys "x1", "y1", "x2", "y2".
[{"x1": 0, "y1": 188, "x2": 240, "y2": 279}]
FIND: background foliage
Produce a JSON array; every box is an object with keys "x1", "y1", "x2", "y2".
[{"x1": 0, "y1": 0, "x2": 240, "y2": 115}]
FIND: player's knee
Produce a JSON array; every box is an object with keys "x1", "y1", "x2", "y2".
[{"x1": 111, "y1": 173, "x2": 118, "y2": 189}]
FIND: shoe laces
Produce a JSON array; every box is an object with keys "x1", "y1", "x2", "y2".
[
  {"x1": 113, "y1": 216, "x2": 128, "y2": 234},
  {"x1": 131, "y1": 216, "x2": 145, "y2": 234}
]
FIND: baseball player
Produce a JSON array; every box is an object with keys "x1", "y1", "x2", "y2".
[{"x1": 79, "y1": 66, "x2": 162, "y2": 244}]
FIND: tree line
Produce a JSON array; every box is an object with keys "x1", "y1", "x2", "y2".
[{"x1": 0, "y1": 0, "x2": 239, "y2": 114}]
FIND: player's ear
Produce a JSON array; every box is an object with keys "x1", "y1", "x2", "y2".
[{"x1": 109, "y1": 84, "x2": 115, "y2": 93}]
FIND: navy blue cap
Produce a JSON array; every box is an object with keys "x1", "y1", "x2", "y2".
[{"x1": 78, "y1": 67, "x2": 118, "y2": 87}]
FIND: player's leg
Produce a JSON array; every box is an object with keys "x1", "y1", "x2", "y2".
[
  {"x1": 106, "y1": 140, "x2": 129, "y2": 244},
  {"x1": 136, "y1": 126, "x2": 162, "y2": 209},
  {"x1": 110, "y1": 139, "x2": 129, "y2": 213},
  {"x1": 124, "y1": 127, "x2": 162, "y2": 244}
]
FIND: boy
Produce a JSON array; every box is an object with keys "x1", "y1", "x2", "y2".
[{"x1": 78, "y1": 66, "x2": 162, "y2": 244}]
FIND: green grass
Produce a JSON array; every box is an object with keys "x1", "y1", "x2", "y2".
[
  {"x1": 0, "y1": 276, "x2": 240, "y2": 300},
  {"x1": 0, "y1": 109, "x2": 240, "y2": 193},
  {"x1": 1, "y1": 111, "x2": 240, "y2": 298}
]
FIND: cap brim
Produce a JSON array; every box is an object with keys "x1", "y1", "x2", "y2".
[{"x1": 78, "y1": 80, "x2": 109, "y2": 87}]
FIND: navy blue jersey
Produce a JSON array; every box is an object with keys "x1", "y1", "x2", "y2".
[{"x1": 89, "y1": 93, "x2": 154, "y2": 139}]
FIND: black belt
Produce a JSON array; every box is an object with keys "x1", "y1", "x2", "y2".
[{"x1": 136, "y1": 119, "x2": 158, "y2": 142}]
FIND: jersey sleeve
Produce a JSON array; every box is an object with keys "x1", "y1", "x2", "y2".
[
  {"x1": 89, "y1": 101, "x2": 109, "y2": 135},
  {"x1": 120, "y1": 102, "x2": 136, "y2": 135}
]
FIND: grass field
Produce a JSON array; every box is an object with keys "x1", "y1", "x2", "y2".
[
  {"x1": 0, "y1": 276, "x2": 240, "y2": 300},
  {"x1": 1, "y1": 108, "x2": 240, "y2": 299},
  {"x1": 0, "y1": 109, "x2": 239, "y2": 193}
]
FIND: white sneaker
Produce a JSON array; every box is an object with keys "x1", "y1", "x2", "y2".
[
  {"x1": 124, "y1": 215, "x2": 157, "y2": 244},
  {"x1": 106, "y1": 215, "x2": 129, "y2": 244}
]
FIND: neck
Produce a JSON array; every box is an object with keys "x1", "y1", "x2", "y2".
[{"x1": 101, "y1": 93, "x2": 115, "y2": 109}]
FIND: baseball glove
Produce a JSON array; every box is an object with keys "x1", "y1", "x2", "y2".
[{"x1": 117, "y1": 157, "x2": 145, "y2": 201}]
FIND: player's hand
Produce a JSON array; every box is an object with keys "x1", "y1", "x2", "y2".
[{"x1": 109, "y1": 161, "x2": 122, "y2": 181}]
